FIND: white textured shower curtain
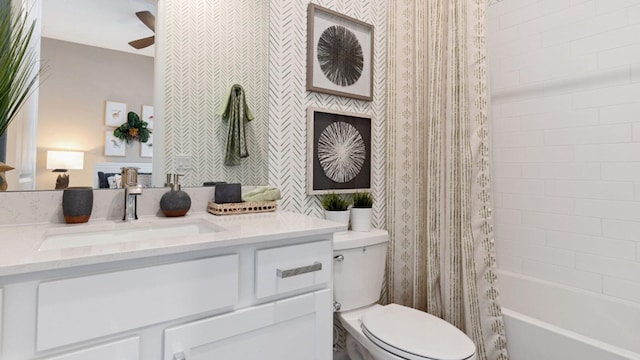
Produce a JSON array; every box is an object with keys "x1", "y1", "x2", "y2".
[{"x1": 385, "y1": 1, "x2": 508, "y2": 359}]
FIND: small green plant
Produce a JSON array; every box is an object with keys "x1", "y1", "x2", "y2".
[
  {"x1": 352, "y1": 191, "x2": 373, "y2": 208},
  {"x1": 113, "y1": 111, "x2": 151, "y2": 143},
  {"x1": 321, "y1": 192, "x2": 350, "y2": 211}
]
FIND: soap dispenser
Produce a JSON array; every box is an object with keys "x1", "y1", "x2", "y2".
[{"x1": 160, "y1": 174, "x2": 191, "y2": 217}]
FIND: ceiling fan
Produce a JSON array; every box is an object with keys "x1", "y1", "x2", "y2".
[{"x1": 128, "y1": 11, "x2": 155, "y2": 49}]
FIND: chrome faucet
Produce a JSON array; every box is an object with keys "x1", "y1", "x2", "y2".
[{"x1": 122, "y1": 167, "x2": 143, "y2": 221}]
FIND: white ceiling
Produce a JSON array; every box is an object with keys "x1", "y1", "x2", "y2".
[{"x1": 41, "y1": 0, "x2": 157, "y2": 57}]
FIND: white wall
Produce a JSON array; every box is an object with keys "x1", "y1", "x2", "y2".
[{"x1": 489, "y1": 0, "x2": 640, "y2": 307}]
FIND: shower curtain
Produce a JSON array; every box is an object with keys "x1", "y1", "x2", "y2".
[{"x1": 385, "y1": 1, "x2": 508, "y2": 359}]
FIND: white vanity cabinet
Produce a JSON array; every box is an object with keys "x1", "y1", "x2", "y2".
[{"x1": 0, "y1": 216, "x2": 336, "y2": 360}]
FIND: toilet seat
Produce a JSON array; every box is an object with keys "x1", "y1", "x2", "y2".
[{"x1": 361, "y1": 304, "x2": 476, "y2": 360}]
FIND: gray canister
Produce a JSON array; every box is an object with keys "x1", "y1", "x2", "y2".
[{"x1": 62, "y1": 187, "x2": 93, "y2": 224}]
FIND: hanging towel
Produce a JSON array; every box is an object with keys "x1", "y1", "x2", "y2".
[{"x1": 219, "y1": 84, "x2": 255, "y2": 166}]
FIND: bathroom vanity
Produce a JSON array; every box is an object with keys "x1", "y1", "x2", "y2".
[{"x1": 0, "y1": 211, "x2": 342, "y2": 359}]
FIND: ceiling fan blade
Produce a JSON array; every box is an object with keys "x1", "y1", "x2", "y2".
[
  {"x1": 128, "y1": 35, "x2": 155, "y2": 49},
  {"x1": 135, "y1": 11, "x2": 155, "y2": 32}
]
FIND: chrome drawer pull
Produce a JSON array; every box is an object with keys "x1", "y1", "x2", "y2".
[{"x1": 277, "y1": 262, "x2": 322, "y2": 278}]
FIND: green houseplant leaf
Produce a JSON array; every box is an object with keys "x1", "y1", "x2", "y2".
[
  {"x1": 0, "y1": 2, "x2": 39, "y2": 137},
  {"x1": 352, "y1": 191, "x2": 373, "y2": 208},
  {"x1": 321, "y1": 192, "x2": 350, "y2": 211}
]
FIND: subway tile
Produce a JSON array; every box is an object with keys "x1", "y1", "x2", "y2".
[
  {"x1": 491, "y1": 70, "x2": 521, "y2": 90},
  {"x1": 603, "y1": 277, "x2": 640, "y2": 303},
  {"x1": 518, "y1": 1, "x2": 594, "y2": 37},
  {"x1": 495, "y1": 33, "x2": 543, "y2": 60},
  {"x1": 496, "y1": 146, "x2": 574, "y2": 163},
  {"x1": 602, "y1": 163, "x2": 640, "y2": 181},
  {"x1": 544, "y1": 124, "x2": 632, "y2": 145},
  {"x1": 572, "y1": 22, "x2": 640, "y2": 56},
  {"x1": 595, "y1": 0, "x2": 639, "y2": 15},
  {"x1": 542, "y1": 65, "x2": 631, "y2": 97},
  {"x1": 572, "y1": 83, "x2": 640, "y2": 109},
  {"x1": 491, "y1": 115, "x2": 521, "y2": 133},
  {"x1": 522, "y1": 259, "x2": 603, "y2": 292},
  {"x1": 495, "y1": 178, "x2": 546, "y2": 195},
  {"x1": 520, "y1": 54, "x2": 597, "y2": 85},
  {"x1": 501, "y1": 0, "x2": 570, "y2": 30},
  {"x1": 520, "y1": 108, "x2": 599, "y2": 130},
  {"x1": 494, "y1": 207, "x2": 523, "y2": 225},
  {"x1": 502, "y1": 94, "x2": 573, "y2": 117},
  {"x1": 546, "y1": 230, "x2": 637, "y2": 260},
  {"x1": 599, "y1": 43, "x2": 640, "y2": 69},
  {"x1": 602, "y1": 219, "x2": 640, "y2": 241},
  {"x1": 511, "y1": 241, "x2": 576, "y2": 266},
  {"x1": 493, "y1": 163, "x2": 522, "y2": 179},
  {"x1": 547, "y1": 181, "x2": 634, "y2": 200},
  {"x1": 496, "y1": 253, "x2": 524, "y2": 273},
  {"x1": 630, "y1": 4, "x2": 640, "y2": 24},
  {"x1": 633, "y1": 123, "x2": 640, "y2": 141},
  {"x1": 495, "y1": 223, "x2": 547, "y2": 245},
  {"x1": 543, "y1": 6, "x2": 629, "y2": 47},
  {"x1": 502, "y1": 194, "x2": 574, "y2": 214},
  {"x1": 574, "y1": 143, "x2": 640, "y2": 162},
  {"x1": 599, "y1": 103, "x2": 640, "y2": 124},
  {"x1": 500, "y1": 44, "x2": 569, "y2": 74},
  {"x1": 522, "y1": 211, "x2": 602, "y2": 235},
  {"x1": 576, "y1": 253, "x2": 640, "y2": 282},
  {"x1": 489, "y1": 0, "x2": 539, "y2": 20},
  {"x1": 493, "y1": 130, "x2": 545, "y2": 148},
  {"x1": 522, "y1": 163, "x2": 601, "y2": 180},
  {"x1": 575, "y1": 199, "x2": 640, "y2": 220},
  {"x1": 635, "y1": 182, "x2": 640, "y2": 201}
]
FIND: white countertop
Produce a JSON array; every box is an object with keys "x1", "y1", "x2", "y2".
[{"x1": 0, "y1": 211, "x2": 345, "y2": 277}]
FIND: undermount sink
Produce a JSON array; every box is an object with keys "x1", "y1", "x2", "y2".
[{"x1": 39, "y1": 219, "x2": 222, "y2": 251}]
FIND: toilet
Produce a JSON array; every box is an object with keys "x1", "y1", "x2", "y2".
[{"x1": 333, "y1": 230, "x2": 477, "y2": 360}]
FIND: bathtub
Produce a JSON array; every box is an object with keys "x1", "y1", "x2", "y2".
[{"x1": 498, "y1": 271, "x2": 640, "y2": 360}]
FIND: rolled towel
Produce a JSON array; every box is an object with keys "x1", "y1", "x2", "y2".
[{"x1": 242, "y1": 186, "x2": 282, "y2": 202}]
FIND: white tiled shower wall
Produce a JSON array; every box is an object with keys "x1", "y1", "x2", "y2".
[{"x1": 488, "y1": 0, "x2": 640, "y2": 305}]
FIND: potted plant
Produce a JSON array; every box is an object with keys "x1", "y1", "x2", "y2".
[
  {"x1": 321, "y1": 192, "x2": 350, "y2": 227},
  {"x1": 351, "y1": 191, "x2": 373, "y2": 231},
  {"x1": 0, "y1": 3, "x2": 39, "y2": 164},
  {"x1": 113, "y1": 111, "x2": 151, "y2": 144}
]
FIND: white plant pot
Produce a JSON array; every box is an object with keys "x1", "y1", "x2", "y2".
[
  {"x1": 324, "y1": 209, "x2": 350, "y2": 230},
  {"x1": 350, "y1": 208, "x2": 372, "y2": 232}
]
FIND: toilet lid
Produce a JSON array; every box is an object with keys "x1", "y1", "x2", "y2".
[{"x1": 361, "y1": 304, "x2": 476, "y2": 360}]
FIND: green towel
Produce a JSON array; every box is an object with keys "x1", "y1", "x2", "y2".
[
  {"x1": 219, "y1": 84, "x2": 255, "y2": 166},
  {"x1": 242, "y1": 186, "x2": 282, "y2": 202}
]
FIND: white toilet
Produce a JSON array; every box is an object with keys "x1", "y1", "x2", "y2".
[{"x1": 333, "y1": 230, "x2": 477, "y2": 360}]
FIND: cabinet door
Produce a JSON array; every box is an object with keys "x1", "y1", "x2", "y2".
[
  {"x1": 164, "y1": 289, "x2": 332, "y2": 360},
  {"x1": 40, "y1": 337, "x2": 140, "y2": 360}
]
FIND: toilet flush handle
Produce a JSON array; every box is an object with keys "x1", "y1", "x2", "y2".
[
  {"x1": 334, "y1": 254, "x2": 344, "y2": 262},
  {"x1": 334, "y1": 301, "x2": 342, "y2": 312}
]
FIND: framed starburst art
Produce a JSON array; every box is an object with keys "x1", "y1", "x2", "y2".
[
  {"x1": 307, "y1": 107, "x2": 372, "y2": 195},
  {"x1": 307, "y1": 4, "x2": 374, "y2": 101}
]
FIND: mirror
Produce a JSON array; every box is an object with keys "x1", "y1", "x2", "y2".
[{"x1": 3, "y1": 0, "x2": 270, "y2": 191}]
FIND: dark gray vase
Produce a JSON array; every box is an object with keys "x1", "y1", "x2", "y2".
[
  {"x1": 160, "y1": 190, "x2": 191, "y2": 217},
  {"x1": 62, "y1": 187, "x2": 93, "y2": 224}
]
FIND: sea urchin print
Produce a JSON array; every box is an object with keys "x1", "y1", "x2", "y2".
[
  {"x1": 317, "y1": 121, "x2": 366, "y2": 183},
  {"x1": 317, "y1": 25, "x2": 364, "y2": 87}
]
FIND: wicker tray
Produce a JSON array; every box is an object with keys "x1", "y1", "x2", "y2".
[{"x1": 207, "y1": 201, "x2": 277, "y2": 216}]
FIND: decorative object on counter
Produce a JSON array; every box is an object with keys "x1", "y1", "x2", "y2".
[
  {"x1": 121, "y1": 167, "x2": 142, "y2": 221},
  {"x1": 104, "y1": 101, "x2": 127, "y2": 127},
  {"x1": 0, "y1": 2, "x2": 40, "y2": 141},
  {"x1": 321, "y1": 192, "x2": 350, "y2": 226},
  {"x1": 307, "y1": 107, "x2": 372, "y2": 195},
  {"x1": 160, "y1": 174, "x2": 191, "y2": 217},
  {"x1": 207, "y1": 200, "x2": 277, "y2": 216},
  {"x1": 241, "y1": 186, "x2": 281, "y2": 202},
  {"x1": 214, "y1": 183, "x2": 242, "y2": 204},
  {"x1": 62, "y1": 187, "x2": 93, "y2": 224},
  {"x1": 113, "y1": 111, "x2": 151, "y2": 144},
  {"x1": 0, "y1": 162, "x2": 14, "y2": 191},
  {"x1": 219, "y1": 84, "x2": 254, "y2": 166},
  {"x1": 306, "y1": 4, "x2": 374, "y2": 101},
  {"x1": 46, "y1": 150, "x2": 84, "y2": 190},
  {"x1": 350, "y1": 191, "x2": 373, "y2": 231}
]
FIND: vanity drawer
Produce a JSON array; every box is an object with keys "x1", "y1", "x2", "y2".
[
  {"x1": 37, "y1": 254, "x2": 239, "y2": 351},
  {"x1": 255, "y1": 240, "x2": 331, "y2": 298}
]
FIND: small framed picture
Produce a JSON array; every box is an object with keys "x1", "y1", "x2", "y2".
[
  {"x1": 307, "y1": 107, "x2": 372, "y2": 195},
  {"x1": 105, "y1": 101, "x2": 127, "y2": 127},
  {"x1": 142, "y1": 105, "x2": 154, "y2": 129},
  {"x1": 307, "y1": 4, "x2": 374, "y2": 101},
  {"x1": 105, "y1": 131, "x2": 126, "y2": 156},
  {"x1": 140, "y1": 134, "x2": 153, "y2": 158}
]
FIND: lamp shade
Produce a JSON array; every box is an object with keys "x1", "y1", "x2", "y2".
[{"x1": 46, "y1": 151, "x2": 84, "y2": 171}]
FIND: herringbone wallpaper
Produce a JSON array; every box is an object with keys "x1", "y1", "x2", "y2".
[
  {"x1": 268, "y1": 0, "x2": 388, "y2": 226},
  {"x1": 163, "y1": 0, "x2": 270, "y2": 187}
]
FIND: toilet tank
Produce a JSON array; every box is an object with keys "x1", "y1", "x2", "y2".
[{"x1": 333, "y1": 230, "x2": 388, "y2": 312}]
